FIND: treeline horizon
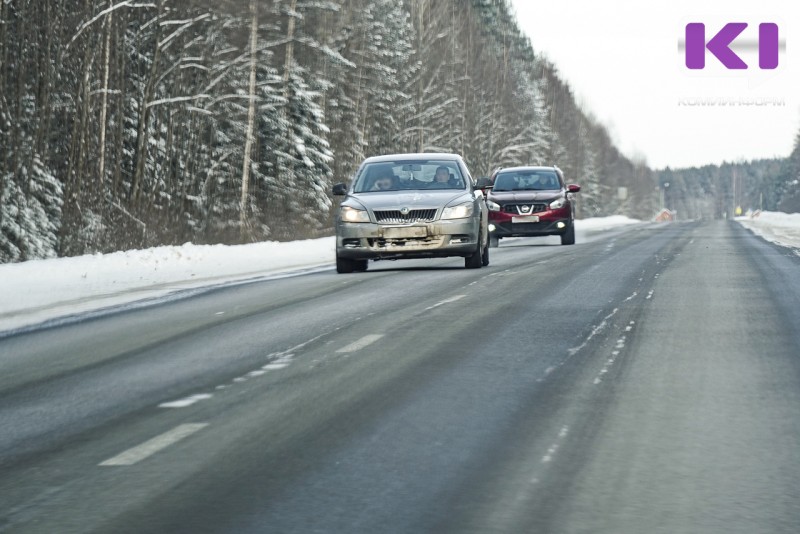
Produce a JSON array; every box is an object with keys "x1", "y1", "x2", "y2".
[{"x1": 656, "y1": 126, "x2": 800, "y2": 220}]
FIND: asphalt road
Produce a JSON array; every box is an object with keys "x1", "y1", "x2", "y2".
[{"x1": 2, "y1": 220, "x2": 800, "y2": 533}]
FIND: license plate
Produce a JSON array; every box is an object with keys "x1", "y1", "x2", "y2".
[
  {"x1": 383, "y1": 226, "x2": 427, "y2": 238},
  {"x1": 512, "y1": 215, "x2": 540, "y2": 223}
]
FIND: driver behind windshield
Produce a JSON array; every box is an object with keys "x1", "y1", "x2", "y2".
[
  {"x1": 429, "y1": 165, "x2": 458, "y2": 188},
  {"x1": 370, "y1": 171, "x2": 395, "y2": 191}
]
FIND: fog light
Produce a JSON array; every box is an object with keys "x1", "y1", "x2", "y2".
[
  {"x1": 557, "y1": 222, "x2": 566, "y2": 229},
  {"x1": 488, "y1": 224, "x2": 496, "y2": 232}
]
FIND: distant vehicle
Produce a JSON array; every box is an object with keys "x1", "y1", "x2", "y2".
[
  {"x1": 483, "y1": 166, "x2": 580, "y2": 246},
  {"x1": 332, "y1": 153, "x2": 490, "y2": 273}
]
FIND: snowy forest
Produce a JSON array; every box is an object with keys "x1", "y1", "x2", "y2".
[
  {"x1": 1, "y1": 0, "x2": 660, "y2": 263},
  {"x1": 656, "y1": 129, "x2": 800, "y2": 220}
]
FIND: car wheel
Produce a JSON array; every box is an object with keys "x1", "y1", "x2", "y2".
[
  {"x1": 489, "y1": 234, "x2": 499, "y2": 248},
  {"x1": 465, "y1": 238, "x2": 483, "y2": 269},
  {"x1": 336, "y1": 255, "x2": 357, "y2": 273},
  {"x1": 561, "y1": 223, "x2": 575, "y2": 245},
  {"x1": 481, "y1": 239, "x2": 490, "y2": 266}
]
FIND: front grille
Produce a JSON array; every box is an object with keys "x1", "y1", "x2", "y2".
[
  {"x1": 374, "y1": 209, "x2": 437, "y2": 224},
  {"x1": 503, "y1": 203, "x2": 548, "y2": 215}
]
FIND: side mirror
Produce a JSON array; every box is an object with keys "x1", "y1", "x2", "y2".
[
  {"x1": 567, "y1": 184, "x2": 581, "y2": 193},
  {"x1": 476, "y1": 177, "x2": 493, "y2": 190},
  {"x1": 332, "y1": 183, "x2": 348, "y2": 196}
]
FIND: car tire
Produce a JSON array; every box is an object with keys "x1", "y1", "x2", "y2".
[
  {"x1": 336, "y1": 255, "x2": 357, "y2": 273},
  {"x1": 465, "y1": 238, "x2": 483, "y2": 269},
  {"x1": 489, "y1": 234, "x2": 499, "y2": 248},
  {"x1": 561, "y1": 223, "x2": 576, "y2": 245},
  {"x1": 481, "y1": 239, "x2": 490, "y2": 266}
]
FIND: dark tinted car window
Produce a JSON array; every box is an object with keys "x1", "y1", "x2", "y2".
[{"x1": 494, "y1": 170, "x2": 561, "y2": 191}]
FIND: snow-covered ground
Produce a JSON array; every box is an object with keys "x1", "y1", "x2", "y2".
[
  {"x1": 736, "y1": 211, "x2": 800, "y2": 251},
  {"x1": 0, "y1": 239, "x2": 335, "y2": 334},
  {"x1": 0, "y1": 216, "x2": 640, "y2": 334}
]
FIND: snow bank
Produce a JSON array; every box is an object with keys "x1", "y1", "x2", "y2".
[
  {"x1": 736, "y1": 211, "x2": 800, "y2": 251},
  {"x1": 0, "y1": 238, "x2": 334, "y2": 333},
  {"x1": 575, "y1": 215, "x2": 640, "y2": 231}
]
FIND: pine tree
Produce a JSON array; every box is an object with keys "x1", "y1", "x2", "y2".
[
  {"x1": 0, "y1": 8, "x2": 63, "y2": 262},
  {"x1": 578, "y1": 139, "x2": 604, "y2": 218},
  {"x1": 263, "y1": 61, "x2": 333, "y2": 240},
  {"x1": 778, "y1": 128, "x2": 800, "y2": 213}
]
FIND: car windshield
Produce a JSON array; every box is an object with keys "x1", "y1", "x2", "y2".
[
  {"x1": 353, "y1": 160, "x2": 467, "y2": 193},
  {"x1": 493, "y1": 170, "x2": 561, "y2": 191}
]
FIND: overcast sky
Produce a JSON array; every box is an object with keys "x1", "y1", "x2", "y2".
[{"x1": 508, "y1": 0, "x2": 800, "y2": 169}]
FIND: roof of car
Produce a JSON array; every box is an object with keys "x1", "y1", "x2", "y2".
[
  {"x1": 496, "y1": 166, "x2": 559, "y2": 173},
  {"x1": 363, "y1": 153, "x2": 464, "y2": 163}
]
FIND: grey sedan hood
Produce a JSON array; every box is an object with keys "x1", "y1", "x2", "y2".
[{"x1": 351, "y1": 190, "x2": 469, "y2": 210}]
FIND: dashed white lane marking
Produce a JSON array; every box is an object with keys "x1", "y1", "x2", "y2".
[
  {"x1": 541, "y1": 426, "x2": 570, "y2": 463},
  {"x1": 262, "y1": 362, "x2": 290, "y2": 370},
  {"x1": 336, "y1": 334, "x2": 384, "y2": 354},
  {"x1": 262, "y1": 354, "x2": 294, "y2": 368},
  {"x1": 424, "y1": 294, "x2": 466, "y2": 311},
  {"x1": 158, "y1": 394, "x2": 212, "y2": 409},
  {"x1": 594, "y1": 333, "x2": 630, "y2": 385},
  {"x1": 99, "y1": 423, "x2": 208, "y2": 466},
  {"x1": 646, "y1": 290, "x2": 654, "y2": 299}
]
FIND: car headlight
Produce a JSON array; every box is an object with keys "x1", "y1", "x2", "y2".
[
  {"x1": 486, "y1": 200, "x2": 501, "y2": 212},
  {"x1": 549, "y1": 197, "x2": 567, "y2": 209},
  {"x1": 441, "y1": 202, "x2": 474, "y2": 220},
  {"x1": 340, "y1": 206, "x2": 370, "y2": 223}
]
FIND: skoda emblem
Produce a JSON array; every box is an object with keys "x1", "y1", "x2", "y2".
[{"x1": 400, "y1": 207, "x2": 410, "y2": 215}]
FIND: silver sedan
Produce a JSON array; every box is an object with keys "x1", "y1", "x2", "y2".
[{"x1": 332, "y1": 153, "x2": 490, "y2": 273}]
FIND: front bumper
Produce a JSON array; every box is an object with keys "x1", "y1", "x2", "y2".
[
  {"x1": 489, "y1": 206, "x2": 572, "y2": 237},
  {"x1": 336, "y1": 219, "x2": 480, "y2": 260}
]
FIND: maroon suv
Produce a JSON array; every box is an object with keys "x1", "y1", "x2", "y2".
[{"x1": 484, "y1": 166, "x2": 580, "y2": 246}]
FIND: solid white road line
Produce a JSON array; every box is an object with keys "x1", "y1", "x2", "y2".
[
  {"x1": 336, "y1": 334, "x2": 384, "y2": 354},
  {"x1": 99, "y1": 423, "x2": 209, "y2": 466}
]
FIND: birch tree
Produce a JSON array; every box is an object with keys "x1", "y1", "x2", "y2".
[{"x1": 239, "y1": 0, "x2": 259, "y2": 239}]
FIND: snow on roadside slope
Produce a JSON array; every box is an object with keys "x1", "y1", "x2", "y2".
[
  {"x1": 736, "y1": 211, "x2": 800, "y2": 251},
  {"x1": 575, "y1": 215, "x2": 640, "y2": 232},
  {"x1": 0, "y1": 216, "x2": 640, "y2": 333},
  {"x1": 0, "y1": 238, "x2": 334, "y2": 333}
]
